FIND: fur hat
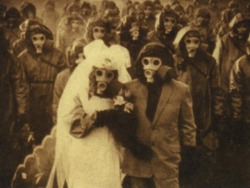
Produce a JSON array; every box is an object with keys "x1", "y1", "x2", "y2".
[{"x1": 25, "y1": 22, "x2": 53, "y2": 40}]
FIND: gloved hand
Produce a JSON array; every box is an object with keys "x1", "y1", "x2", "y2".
[{"x1": 95, "y1": 110, "x2": 118, "y2": 127}]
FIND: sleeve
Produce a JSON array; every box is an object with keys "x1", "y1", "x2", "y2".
[
  {"x1": 210, "y1": 58, "x2": 224, "y2": 116},
  {"x1": 52, "y1": 74, "x2": 65, "y2": 125},
  {"x1": 229, "y1": 58, "x2": 243, "y2": 120},
  {"x1": 212, "y1": 38, "x2": 224, "y2": 75},
  {"x1": 179, "y1": 86, "x2": 197, "y2": 147},
  {"x1": 57, "y1": 51, "x2": 67, "y2": 71},
  {"x1": 11, "y1": 56, "x2": 28, "y2": 117}
]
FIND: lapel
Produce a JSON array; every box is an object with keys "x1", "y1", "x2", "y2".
[
  {"x1": 137, "y1": 82, "x2": 148, "y2": 116},
  {"x1": 152, "y1": 82, "x2": 174, "y2": 126}
]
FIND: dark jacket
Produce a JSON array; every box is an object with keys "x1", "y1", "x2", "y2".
[
  {"x1": 0, "y1": 52, "x2": 28, "y2": 141},
  {"x1": 121, "y1": 79, "x2": 196, "y2": 183},
  {"x1": 18, "y1": 46, "x2": 65, "y2": 143},
  {"x1": 174, "y1": 27, "x2": 222, "y2": 136},
  {"x1": 213, "y1": 13, "x2": 249, "y2": 94}
]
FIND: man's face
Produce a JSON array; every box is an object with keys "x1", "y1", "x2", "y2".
[
  {"x1": 144, "y1": 6, "x2": 153, "y2": 18},
  {"x1": 31, "y1": 33, "x2": 46, "y2": 54},
  {"x1": 92, "y1": 26, "x2": 105, "y2": 40},
  {"x1": 129, "y1": 22, "x2": 139, "y2": 40},
  {"x1": 164, "y1": 16, "x2": 176, "y2": 34},
  {"x1": 184, "y1": 35, "x2": 200, "y2": 57},
  {"x1": 142, "y1": 57, "x2": 162, "y2": 83},
  {"x1": 71, "y1": 20, "x2": 80, "y2": 32}
]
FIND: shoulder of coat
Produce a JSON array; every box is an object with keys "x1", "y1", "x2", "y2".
[{"x1": 170, "y1": 79, "x2": 189, "y2": 91}]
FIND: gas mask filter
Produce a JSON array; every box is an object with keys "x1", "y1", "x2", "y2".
[
  {"x1": 142, "y1": 57, "x2": 162, "y2": 83},
  {"x1": 31, "y1": 33, "x2": 46, "y2": 54},
  {"x1": 93, "y1": 26, "x2": 105, "y2": 40},
  {"x1": 129, "y1": 22, "x2": 139, "y2": 41}
]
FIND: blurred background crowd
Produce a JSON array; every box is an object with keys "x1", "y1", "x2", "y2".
[{"x1": 0, "y1": 0, "x2": 250, "y2": 187}]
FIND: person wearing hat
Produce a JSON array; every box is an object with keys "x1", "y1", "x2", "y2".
[
  {"x1": 173, "y1": 26, "x2": 222, "y2": 187},
  {"x1": 121, "y1": 42, "x2": 196, "y2": 188},
  {"x1": 0, "y1": 26, "x2": 28, "y2": 188},
  {"x1": 190, "y1": 7, "x2": 216, "y2": 53},
  {"x1": 80, "y1": 1, "x2": 92, "y2": 24},
  {"x1": 229, "y1": 34, "x2": 250, "y2": 187},
  {"x1": 18, "y1": 22, "x2": 66, "y2": 145},
  {"x1": 3, "y1": 7, "x2": 23, "y2": 51},
  {"x1": 41, "y1": 0, "x2": 60, "y2": 36},
  {"x1": 142, "y1": 0, "x2": 156, "y2": 32},
  {"x1": 213, "y1": 13, "x2": 250, "y2": 147},
  {"x1": 147, "y1": 7, "x2": 182, "y2": 54},
  {"x1": 20, "y1": 2, "x2": 43, "y2": 23},
  {"x1": 119, "y1": 16, "x2": 149, "y2": 78},
  {"x1": 84, "y1": 18, "x2": 109, "y2": 44}
]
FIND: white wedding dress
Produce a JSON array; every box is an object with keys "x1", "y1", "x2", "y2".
[{"x1": 47, "y1": 40, "x2": 131, "y2": 188}]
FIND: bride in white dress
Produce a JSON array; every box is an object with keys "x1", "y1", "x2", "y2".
[{"x1": 47, "y1": 40, "x2": 131, "y2": 188}]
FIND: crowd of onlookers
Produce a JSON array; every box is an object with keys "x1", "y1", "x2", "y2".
[{"x1": 0, "y1": 0, "x2": 250, "y2": 187}]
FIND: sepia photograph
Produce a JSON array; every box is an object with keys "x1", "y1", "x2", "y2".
[{"x1": 0, "y1": 0, "x2": 249, "y2": 187}]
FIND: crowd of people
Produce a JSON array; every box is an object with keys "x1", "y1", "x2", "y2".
[{"x1": 0, "y1": 0, "x2": 250, "y2": 187}]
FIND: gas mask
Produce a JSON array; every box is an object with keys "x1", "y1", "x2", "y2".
[
  {"x1": 93, "y1": 26, "x2": 105, "y2": 40},
  {"x1": 142, "y1": 57, "x2": 162, "y2": 83},
  {"x1": 184, "y1": 35, "x2": 200, "y2": 58},
  {"x1": 236, "y1": 22, "x2": 249, "y2": 40},
  {"x1": 196, "y1": 16, "x2": 209, "y2": 27},
  {"x1": 144, "y1": 6, "x2": 152, "y2": 19},
  {"x1": 94, "y1": 68, "x2": 115, "y2": 95},
  {"x1": 129, "y1": 22, "x2": 139, "y2": 41},
  {"x1": 31, "y1": 33, "x2": 46, "y2": 54},
  {"x1": 81, "y1": 8, "x2": 90, "y2": 17},
  {"x1": 71, "y1": 20, "x2": 80, "y2": 32},
  {"x1": 164, "y1": 16, "x2": 176, "y2": 34}
]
